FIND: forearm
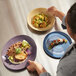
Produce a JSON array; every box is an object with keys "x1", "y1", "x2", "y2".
[
  {"x1": 55, "y1": 10, "x2": 65, "y2": 21},
  {"x1": 35, "y1": 65, "x2": 47, "y2": 75},
  {"x1": 40, "y1": 72, "x2": 51, "y2": 76}
]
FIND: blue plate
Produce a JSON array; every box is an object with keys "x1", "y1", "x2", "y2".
[{"x1": 43, "y1": 31, "x2": 72, "y2": 59}]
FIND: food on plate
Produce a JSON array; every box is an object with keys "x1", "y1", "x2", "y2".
[
  {"x1": 6, "y1": 40, "x2": 31, "y2": 64},
  {"x1": 48, "y1": 38, "x2": 67, "y2": 50},
  {"x1": 15, "y1": 51, "x2": 27, "y2": 61},
  {"x1": 32, "y1": 13, "x2": 50, "y2": 28}
]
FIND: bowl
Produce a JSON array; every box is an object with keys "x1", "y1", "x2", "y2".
[{"x1": 27, "y1": 8, "x2": 55, "y2": 31}]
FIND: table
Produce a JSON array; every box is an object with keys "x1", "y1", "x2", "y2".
[{"x1": 0, "y1": 0, "x2": 75, "y2": 76}]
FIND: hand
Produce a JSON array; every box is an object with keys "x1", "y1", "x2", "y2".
[
  {"x1": 47, "y1": 6, "x2": 65, "y2": 20},
  {"x1": 47, "y1": 6, "x2": 58, "y2": 16},
  {"x1": 27, "y1": 60, "x2": 46, "y2": 75}
]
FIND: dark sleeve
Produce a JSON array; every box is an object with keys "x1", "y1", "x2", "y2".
[
  {"x1": 40, "y1": 72, "x2": 51, "y2": 76},
  {"x1": 61, "y1": 24, "x2": 66, "y2": 29},
  {"x1": 61, "y1": 16, "x2": 67, "y2": 29}
]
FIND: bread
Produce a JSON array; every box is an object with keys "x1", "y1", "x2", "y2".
[{"x1": 15, "y1": 52, "x2": 27, "y2": 61}]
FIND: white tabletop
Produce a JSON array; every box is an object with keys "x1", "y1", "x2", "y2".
[{"x1": 0, "y1": 0, "x2": 76, "y2": 76}]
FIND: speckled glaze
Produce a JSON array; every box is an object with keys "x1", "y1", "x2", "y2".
[{"x1": 1, "y1": 35, "x2": 37, "y2": 70}]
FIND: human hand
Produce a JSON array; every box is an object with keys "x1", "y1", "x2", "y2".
[
  {"x1": 47, "y1": 6, "x2": 58, "y2": 16},
  {"x1": 27, "y1": 60, "x2": 46, "y2": 75}
]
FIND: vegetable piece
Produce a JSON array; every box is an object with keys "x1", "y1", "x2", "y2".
[
  {"x1": 53, "y1": 40, "x2": 56, "y2": 43},
  {"x1": 63, "y1": 39, "x2": 67, "y2": 43},
  {"x1": 32, "y1": 13, "x2": 49, "y2": 28},
  {"x1": 34, "y1": 23, "x2": 39, "y2": 28},
  {"x1": 57, "y1": 39, "x2": 60, "y2": 42},
  {"x1": 48, "y1": 39, "x2": 67, "y2": 50},
  {"x1": 48, "y1": 46, "x2": 52, "y2": 50},
  {"x1": 15, "y1": 48, "x2": 21, "y2": 54},
  {"x1": 22, "y1": 40, "x2": 29, "y2": 47},
  {"x1": 32, "y1": 21, "x2": 35, "y2": 24},
  {"x1": 65, "y1": 39, "x2": 67, "y2": 43},
  {"x1": 51, "y1": 43, "x2": 54, "y2": 46},
  {"x1": 8, "y1": 56, "x2": 14, "y2": 61}
]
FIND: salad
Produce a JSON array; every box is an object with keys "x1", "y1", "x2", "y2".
[
  {"x1": 6, "y1": 40, "x2": 31, "y2": 64},
  {"x1": 32, "y1": 13, "x2": 50, "y2": 28}
]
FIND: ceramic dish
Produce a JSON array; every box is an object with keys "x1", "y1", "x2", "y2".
[
  {"x1": 43, "y1": 31, "x2": 72, "y2": 59},
  {"x1": 27, "y1": 8, "x2": 55, "y2": 31},
  {"x1": 1, "y1": 35, "x2": 37, "y2": 70}
]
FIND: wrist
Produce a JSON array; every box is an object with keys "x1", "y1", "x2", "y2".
[
  {"x1": 35, "y1": 64, "x2": 47, "y2": 75},
  {"x1": 55, "y1": 10, "x2": 60, "y2": 17},
  {"x1": 55, "y1": 10, "x2": 65, "y2": 20}
]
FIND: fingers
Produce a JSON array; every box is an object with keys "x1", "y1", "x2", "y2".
[
  {"x1": 28, "y1": 60, "x2": 32, "y2": 64},
  {"x1": 27, "y1": 60, "x2": 32, "y2": 70},
  {"x1": 48, "y1": 6, "x2": 55, "y2": 11},
  {"x1": 47, "y1": 6, "x2": 57, "y2": 16},
  {"x1": 47, "y1": 6, "x2": 54, "y2": 11},
  {"x1": 27, "y1": 61, "x2": 47, "y2": 75},
  {"x1": 27, "y1": 60, "x2": 35, "y2": 72},
  {"x1": 47, "y1": 6, "x2": 57, "y2": 13},
  {"x1": 27, "y1": 62, "x2": 32, "y2": 71},
  {"x1": 27, "y1": 65, "x2": 33, "y2": 71}
]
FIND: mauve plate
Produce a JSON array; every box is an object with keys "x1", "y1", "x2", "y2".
[
  {"x1": 43, "y1": 31, "x2": 72, "y2": 59},
  {"x1": 1, "y1": 35, "x2": 37, "y2": 71}
]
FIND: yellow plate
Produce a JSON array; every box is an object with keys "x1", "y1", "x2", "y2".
[{"x1": 27, "y1": 8, "x2": 55, "y2": 31}]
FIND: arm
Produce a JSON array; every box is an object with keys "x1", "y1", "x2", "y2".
[
  {"x1": 47, "y1": 6, "x2": 67, "y2": 29},
  {"x1": 40, "y1": 72, "x2": 51, "y2": 76},
  {"x1": 47, "y1": 6, "x2": 65, "y2": 21},
  {"x1": 27, "y1": 60, "x2": 51, "y2": 76},
  {"x1": 27, "y1": 60, "x2": 68, "y2": 76}
]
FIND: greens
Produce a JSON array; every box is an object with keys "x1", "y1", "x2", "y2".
[
  {"x1": 15, "y1": 40, "x2": 30, "y2": 54},
  {"x1": 15, "y1": 48, "x2": 21, "y2": 54}
]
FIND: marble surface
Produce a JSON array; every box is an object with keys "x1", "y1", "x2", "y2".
[{"x1": 0, "y1": 0, "x2": 76, "y2": 76}]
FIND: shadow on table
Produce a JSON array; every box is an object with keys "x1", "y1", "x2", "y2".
[
  {"x1": 28, "y1": 71, "x2": 39, "y2": 76},
  {"x1": 0, "y1": 71, "x2": 2, "y2": 76},
  {"x1": 27, "y1": 23, "x2": 53, "y2": 35},
  {"x1": 4, "y1": 65, "x2": 27, "y2": 72},
  {"x1": 5, "y1": 65, "x2": 38, "y2": 75},
  {"x1": 5, "y1": 65, "x2": 39, "y2": 76},
  {"x1": 54, "y1": 19, "x2": 62, "y2": 31}
]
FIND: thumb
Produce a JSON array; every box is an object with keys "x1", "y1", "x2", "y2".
[
  {"x1": 27, "y1": 60, "x2": 33, "y2": 70},
  {"x1": 27, "y1": 60, "x2": 31, "y2": 69},
  {"x1": 28, "y1": 60, "x2": 32, "y2": 64}
]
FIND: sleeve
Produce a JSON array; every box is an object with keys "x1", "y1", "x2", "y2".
[
  {"x1": 61, "y1": 16, "x2": 67, "y2": 29},
  {"x1": 40, "y1": 72, "x2": 51, "y2": 76}
]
